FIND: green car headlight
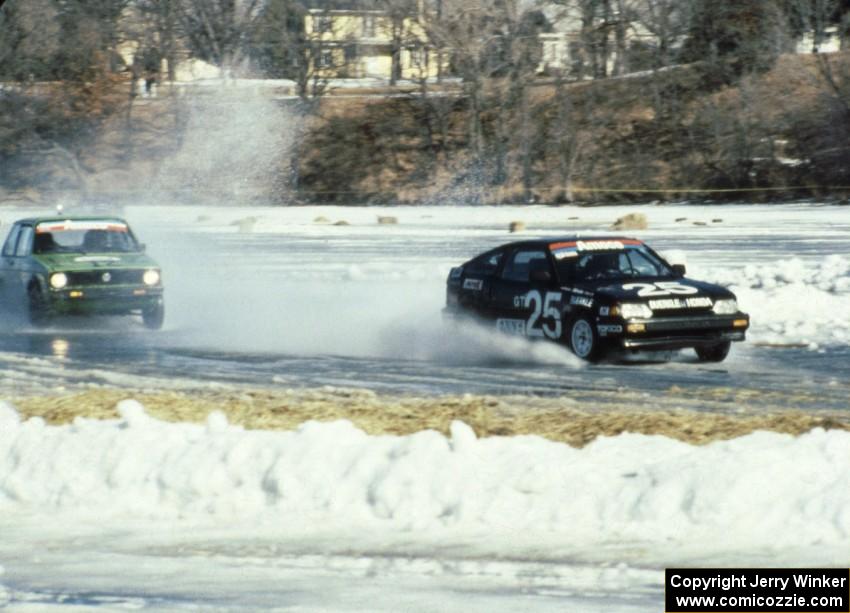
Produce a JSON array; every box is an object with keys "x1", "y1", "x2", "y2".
[
  {"x1": 49, "y1": 272, "x2": 68, "y2": 289},
  {"x1": 713, "y1": 299, "x2": 738, "y2": 315},
  {"x1": 619, "y1": 302, "x2": 653, "y2": 319},
  {"x1": 143, "y1": 269, "x2": 161, "y2": 286}
]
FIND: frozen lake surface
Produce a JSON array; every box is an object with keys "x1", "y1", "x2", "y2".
[
  {"x1": 1, "y1": 202, "x2": 850, "y2": 404},
  {"x1": 1, "y1": 202, "x2": 850, "y2": 610}
]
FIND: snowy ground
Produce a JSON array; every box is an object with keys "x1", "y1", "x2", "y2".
[
  {"x1": 2, "y1": 400, "x2": 849, "y2": 611},
  {"x1": 1, "y1": 202, "x2": 850, "y2": 610}
]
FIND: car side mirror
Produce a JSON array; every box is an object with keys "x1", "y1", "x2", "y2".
[
  {"x1": 530, "y1": 270, "x2": 552, "y2": 283},
  {"x1": 672, "y1": 264, "x2": 686, "y2": 277}
]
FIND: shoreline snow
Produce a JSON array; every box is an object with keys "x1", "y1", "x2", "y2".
[{"x1": 2, "y1": 400, "x2": 849, "y2": 557}]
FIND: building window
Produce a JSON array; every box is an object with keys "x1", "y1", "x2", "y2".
[
  {"x1": 344, "y1": 44, "x2": 358, "y2": 61},
  {"x1": 409, "y1": 46, "x2": 427, "y2": 67},
  {"x1": 318, "y1": 49, "x2": 334, "y2": 68},
  {"x1": 313, "y1": 16, "x2": 332, "y2": 34},
  {"x1": 545, "y1": 42, "x2": 556, "y2": 64},
  {"x1": 363, "y1": 15, "x2": 376, "y2": 38}
]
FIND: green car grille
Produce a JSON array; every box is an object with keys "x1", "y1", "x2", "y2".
[{"x1": 65, "y1": 269, "x2": 146, "y2": 286}]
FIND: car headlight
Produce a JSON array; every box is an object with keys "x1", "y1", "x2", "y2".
[
  {"x1": 143, "y1": 269, "x2": 161, "y2": 286},
  {"x1": 619, "y1": 302, "x2": 653, "y2": 319},
  {"x1": 49, "y1": 272, "x2": 68, "y2": 289},
  {"x1": 713, "y1": 298, "x2": 738, "y2": 315}
]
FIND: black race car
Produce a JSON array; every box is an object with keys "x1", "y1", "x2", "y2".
[{"x1": 444, "y1": 237, "x2": 749, "y2": 362}]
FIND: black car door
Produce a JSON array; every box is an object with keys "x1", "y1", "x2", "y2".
[
  {"x1": 490, "y1": 247, "x2": 563, "y2": 339},
  {"x1": 456, "y1": 248, "x2": 505, "y2": 317}
]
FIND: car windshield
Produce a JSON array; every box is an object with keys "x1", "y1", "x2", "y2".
[
  {"x1": 555, "y1": 245, "x2": 674, "y2": 283},
  {"x1": 33, "y1": 222, "x2": 140, "y2": 254}
]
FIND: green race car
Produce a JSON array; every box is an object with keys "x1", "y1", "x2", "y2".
[{"x1": 0, "y1": 216, "x2": 164, "y2": 329}]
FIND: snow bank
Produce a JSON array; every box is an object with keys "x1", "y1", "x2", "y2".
[
  {"x1": 2, "y1": 403, "x2": 849, "y2": 551},
  {"x1": 701, "y1": 255, "x2": 850, "y2": 346}
]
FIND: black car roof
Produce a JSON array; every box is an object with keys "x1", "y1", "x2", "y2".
[{"x1": 490, "y1": 236, "x2": 643, "y2": 250}]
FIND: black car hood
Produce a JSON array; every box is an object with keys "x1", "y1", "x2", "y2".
[{"x1": 571, "y1": 277, "x2": 735, "y2": 301}]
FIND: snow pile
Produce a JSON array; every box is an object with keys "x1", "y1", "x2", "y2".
[
  {"x1": 0, "y1": 564, "x2": 7, "y2": 609},
  {"x1": 702, "y1": 255, "x2": 850, "y2": 347},
  {"x1": 2, "y1": 402, "x2": 849, "y2": 552}
]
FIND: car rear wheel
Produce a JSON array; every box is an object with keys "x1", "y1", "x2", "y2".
[
  {"x1": 142, "y1": 302, "x2": 164, "y2": 330},
  {"x1": 569, "y1": 316, "x2": 603, "y2": 362},
  {"x1": 27, "y1": 284, "x2": 49, "y2": 327},
  {"x1": 695, "y1": 341, "x2": 731, "y2": 363}
]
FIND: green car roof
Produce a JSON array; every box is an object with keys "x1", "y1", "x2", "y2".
[{"x1": 16, "y1": 216, "x2": 129, "y2": 225}]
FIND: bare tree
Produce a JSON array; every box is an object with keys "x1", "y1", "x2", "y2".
[
  {"x1": 134, "y1": 0, "x2": 180, "y2": 82},
  {"x1": 782, "y1": 0, "x2": 842, "y2": 51},
  {"x1": 0, "y1": 0, "x2": 61, "y2": 81},
  {"x1": 177, "y1": 0, "x2": 263, "y2": 77},
  {"x1": 632, "y1": 0, "x2": 691, "y2": 68}
]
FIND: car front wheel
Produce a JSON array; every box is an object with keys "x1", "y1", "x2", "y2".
[
  {"x1": 569, "y1": 316, "x2": 604, "y2": 362},
  {"x1": 142, "y1": 302, "x2": 164, "y2": 330},
  {"x1": 695, "y1": 341, "x2": 731, "y2": 363},
  {"x1": 27, "y1": 284, "x2": 49, "y2": 327}
]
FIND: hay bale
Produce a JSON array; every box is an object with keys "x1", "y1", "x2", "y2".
[
  {"x1": 334, "y1": 220, "x2": 350, "y2": 226},
  {"x1": 509, "y1": 221, "x2": 526, "y2": 233},
  {"x1": 377, "y1": 216, "x2": 398, "y2": 225},
  {"x1": 693, "y1": 221, "x2": 707, "y2": 226},
  {"x1": 230, "y1": 216, "x2": 258, "y2": 233},
  {"x1": 610, "y1": 212, "x2": 648, "y2": 231},
  {"x1": 314, "y1": 216, "x2": 330, "y2": 224},
  {"x1": 712, "y1": 218, "x2": 724, "y2": 223},
  {"x1": 675, "y1": 217, "x2": 687, "y2": 222}
]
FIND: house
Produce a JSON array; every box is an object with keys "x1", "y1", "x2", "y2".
[
  {"x1": 795, "y1": 27, "x2": 843, "y2": 54},
  {"x1": 304, "y1": 0, "x2": 446, "y2": 81},
  {"x1": 536, "y1": 5, "x2": 664, "y2": 78}
]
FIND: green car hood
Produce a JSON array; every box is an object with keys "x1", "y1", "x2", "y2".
[{"x1": 34, "y1": 252, "x2": 160, "y2": 272}]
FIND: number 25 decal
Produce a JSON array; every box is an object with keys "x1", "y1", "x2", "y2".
[
  {"x1": 525, "y1": 291, "x2": 562, "y2": 339},
  {"x1": 622, "y1": 282, "x2": 698, "y2": 297}
]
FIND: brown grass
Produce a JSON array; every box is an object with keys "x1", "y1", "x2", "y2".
[{"x1": 11, "y1": 388, "x2": 850, "y2": 448}]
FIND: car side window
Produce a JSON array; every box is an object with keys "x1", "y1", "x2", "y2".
[
  {"x1": 501, "y1": 249, "x2": 549, "y2": 283},
  {"x1": 2, "y1": 225, "x2": 21, "y2": 257},
  {"x1": 466, "y1": 250, "x2": 503, "y2": 276},
  {"x1": 15, "y1": 226, "x2": 34, "y2": 257}
]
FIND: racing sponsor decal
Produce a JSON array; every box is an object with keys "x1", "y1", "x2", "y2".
[
  {"x1": 570, "y1": 295, "x2": 593, "y2": 308},
  {"x1": 37, "y1": 221, "x2": 128, "y2": 233},
  {"x1": 577, "y1": 240, "x2": 625, "y2": 251},
  {"x1": 550, "y1": 239, "x2": 643, "y2": 260},
  {"x1": 73, "y1": 256, "x2": 121, "y2": 263},
  {"x1": 649, "y1": 296, "x2": 713, "y2": 310},
  {"x1": 621, "y1": 281, "x2": 699, "y2": 297},
  {"x1": 597, "y1": 324, "x2": 623, "y2": 336},
  {"x1": 463, "y1": 278, "x2": 484, "y2": 291},
  {"x1": 497, "y1": 318, "x2": 526, "y2": 335}
]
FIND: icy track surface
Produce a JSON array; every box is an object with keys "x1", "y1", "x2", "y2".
[
  {"x1": 1, "y1": 202, "x2": 850, "y2": 398},
  {"x1": 1, "y1": 401, "x2": 850, "y2": 611}
]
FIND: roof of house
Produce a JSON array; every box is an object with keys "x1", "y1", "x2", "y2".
[{"x1": 303, "y1": 0, "x2": 419, "y2": 12}]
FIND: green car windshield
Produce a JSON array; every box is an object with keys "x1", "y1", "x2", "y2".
[{"x1": 34, "y1": 221, "x2": 141, "y2": 254}]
